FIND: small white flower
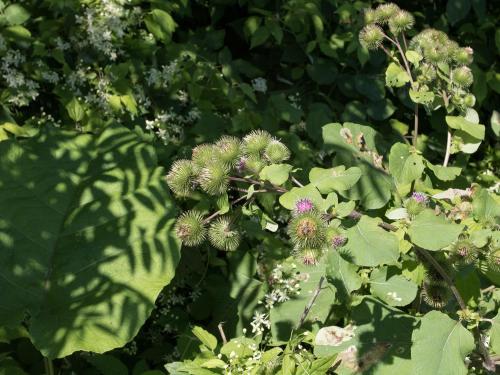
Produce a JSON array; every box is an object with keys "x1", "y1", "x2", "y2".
[{"x1": 251, "y1": 77, "x2": 267, "y2": 93}]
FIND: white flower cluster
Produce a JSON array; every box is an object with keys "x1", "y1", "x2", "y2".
[
  {"x1": 146, "y1": 60, "x2": 180, "y2": 88},
  {"x1": 217, "y1": 340, "x2": 264, "y2": 374},
  {"x1": 75, "y1": 0, "x2": 140, "y2": 60},
  {"x1": 250, "y1": 312, "x2": 271, "y2": 336},
  {"x1": 144, "y1": 107, "x2": 200, "y2": 144},
  {"x1": 288, "y1": 92, "x2": 302, "y2": 110},
  {"x1": 251, "y1": 77, "x2": 267, "y2": 93},
  {"x1": 0, "y1": 49, "x2": 39, "y2": 106},
  {"x1": 262, "y1": 263, "x2": 301, "y2": 309}
]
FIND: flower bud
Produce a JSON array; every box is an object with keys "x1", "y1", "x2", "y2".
[
  {"x1": 198, "y1": 164, "x2": 230, "y2": 195},
  {"x1": 166, "y1": 159, "x2": 196, "y2": 197},
  {"x1": 463, "y1": 94, "x2": 476, "y2": 108},
  {"x1": 192, "y1": 144, "x2": 219, "y2": 170},
  {"x1": 453, "y1": 47, "x2": 473, "y2": 65},
  {"x1": 363, "y1": 8, "x2": 378, "y2": 24},
  {"x1": 422, "y1": 280, "x2": 450, "y2": 309},
  {"x1": 452, "y1": 66, "x2": 473, "y2": 87},
  {"x1": 487, "y1": 247, "x2": 500, "y2": 272},
  {"x1": 418, "y1": 63, "x2": 436, "y2": 83},
  {"x1": 404, "y1": 192, "x2": 427, "y2": 217},
  {"x1": 174, "y1": 210, "x2": 207, "y2": 246},
  {"x1": 243, "y1": 155, "x2": 266, "y2": 175},
  {"x1": 296, "y1": 247, "x2": 322, "y2": 266},
  {"x1": 288, "y1": 212, "x2": 327, "y2": 248},
  {"x1": 375, "y1": 3, "x2": 400, "y2": 24},
  {"x1": 451, "y1": 236, "x2": 478, "y2": 265},
  {"x1": 294, "y1": 198, "x2": 315, "y2": 215},
  {"x1": 423, "y1": 46, "x2": 448, "y2": 64},
  {"x1": 359, "y1": 24, "x2": 384, "y2": 50},
  {"x1": 388, "y1": 10, "x2": 414, "y2": 34},
  {"x1": 264, "y1": 139, "x2": 290, "y2": 163},
  {"x1": 208, "y1": 216, "x2": 241, "y2": 251},
  {"x1": 242, "y1": 130, "x2": 272, "y2": 156},
  {"x1": 215, "y1": 136, "x2": 241, "y2": 166}
]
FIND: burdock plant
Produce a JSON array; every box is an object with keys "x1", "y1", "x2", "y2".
[{"x1": 359, "y1": 3, "x2": 477, "y2": 167}]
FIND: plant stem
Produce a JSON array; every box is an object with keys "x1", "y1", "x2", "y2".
[
  {"x1": 44, "y1": 358, "x2": 55, "y2": 375},
  {"x1": 297, "y1": 276, "x2": 325, "y2": 329},
  {"x1": 291, "y1": 176, "x2": 304, "y2": 187},
  {"x1": 218, "y1": 322, "x2": 228, "y2": 345},
  {"x1": 443, "y1": 130, "x2": 452, "y2": 167},
  {"x1": 415, "y1": 247, "x2": 466, "y2": 310},
  {"x1": 413, "y1": 104, "x2": 419, "y2": 148}
]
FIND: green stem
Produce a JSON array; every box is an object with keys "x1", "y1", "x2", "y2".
[{"x1": 44, "y1": 358, "x2": 54, "y2": 375}]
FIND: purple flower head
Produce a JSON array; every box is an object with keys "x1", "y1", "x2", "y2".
[
  {"x1": 236, "y1": 157, "x2": 247, "y2": 173},
  {"x1": 332, "y1": 235, "x2": 346, "y2": 248},
  {"x1": 411, "y1": 192, "x2": 428, "y2": 204},
  {"x1": 295, "y1": 198, "x2": 314, "y2": 214}
]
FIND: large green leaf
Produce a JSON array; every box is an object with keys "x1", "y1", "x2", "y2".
[
  {"x1": 315, "y1": 297, "x2": 417, "y2": 374},
  {"x1": 0, "y1": 126, "x2": 181, "y2": 358},
  {"x1": 411, "y1": 311, "x2": 474, "y2": 375},
  {"x1": 309, "y1": 166, "x2": 361, "y2": 193},
  {"x1": 344, "y1": 217, "x2": 399, "y2": 267},
  {"x1": 388, "y1": 143, "x2": 424, "y2": 185},
  {"x1": 326, "y1": 250, "x2": 362, "y2": 302},
  {"x1": 408, "y1": 210, "x2": 464, "y2": 250},
  {"x1": 369, "y1": 267, "x2": 417, "y2": 307},
  {"x1": 446, "y1": 116, "x2": 485, "y2": 140},
  {"x1": 270, "y1": 259, "x2": 335, "y2": 343},
  {"x1": 322, "y1": 123, "x2": 392, "y2": 209}
]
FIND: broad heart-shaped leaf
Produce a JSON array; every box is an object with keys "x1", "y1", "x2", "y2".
[
  {"x1": 369, "y1": 267, "x2": 417, "y2": 307},
  {"x1": 0, "y1": 126, "x2": 181, "y2": 358},
  {"x1": 322, "y1": 123, "x2": 392, "y2": 209},
  {"x1": 408, "y1": 210, "x2": 464, "y2": 251},
  {"x1": 472, "y1": 188, "x2": 500, "y2": 223},
  {"x1": 315, "y1": 297, "x2": 417, "y2": 374},
  {"x1": 259, "y1": 163, "x2": 292, "y2": 185},
  {"x1": 344, "y1": 216, "x2": 399, "y2": 267},
  {"x1": 385, "y1": 63, "x2": 410, "y2": 88},
  {"x1": 388, "y1": 143, "x2": 424, "y2": 185},
  {"x1": 309, "y1": 166, "x2": 361, "y2": 194},
  {"x1": 411, "y1": 311, "x2": 474, "y2": 375},
  {"x1": 490, "y1": 311, "x2": 500, "y2": 355},
  {"x1": 270, "y1": 258, "x2": 335, "y2": 343},
  {"x1": 409, "y1": 89, "x2": 434, "y2": 104},
  {"x1": 446, "y1": 116, "x2": 485, "y2": 140},
  {"x1": 326, "y1": 250, "x2": 362, "y2": 302},
  {"x1": 426, "y1": 162, "x2": 462, "y2": 181},
  {"x1": 278, "y1": 183, "x2": 324, "y2": 210}
]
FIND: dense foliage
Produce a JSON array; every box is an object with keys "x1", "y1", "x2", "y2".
[{"x1": 0, "y1": 0, "x2": 499, "y2": 374}]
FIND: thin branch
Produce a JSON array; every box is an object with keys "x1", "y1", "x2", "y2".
[
  {"x1": 297, "y1": 276, "x2": 325, "y2": 329},
  {"x1": 218, "y1": 322, "x2": 228, "y2": 345},
  {"x1": 413, "y1": 104, "x2": 419, "y2": 148},
  {"x1": 443, "y1": 130, "x2": 452, "y2": 167},
  {"x1": 291, "y1": 176, "x2": 304, "y2": 187},
  {"x1": 415, "y1": 247, "x2": 466, "y2": 310}
]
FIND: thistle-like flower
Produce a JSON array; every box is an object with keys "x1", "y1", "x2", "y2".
[
  {"x1": 363, "y1": 8, "x2": 378, "y2": 25},
  {"x1": 404, "y1": 192, "x2": 427, "y2": 217},
  {"x1": 192, "y1": 144, "x2": 219, "y2": 170},
  {"x1": 198, "y1": 164, "x2": 230, "y2": 195},
  {"x1": 486, "y1": 247, "x2": 500, "y2": 272},
  {"x1": 208, "y1": 216, "x2": 241, "y2": 251},
  {"x1": 359, "y1": 24, "x2": 384, "y2": 50},
  {"x1": 174, "y1": 210, "x2": 207, "y2": 246},
  {"x1": 332, "y1": 235, "x2": 347, "y2": 248},
  {"x1": 451, "y1": 66, "x2": 473, "y2": 87},
  {"x1": 296, "y1": 247, "x2": 322, "y2": 266},
  {"x1": 422, "y1": 280, "x2": 450, "y2": 309},
  {"x1": 288, "y1": 211, "x2": 327, "y2": 248},
  {"x1": 242, "y1": 130, "x2": 272, "y2": 156},
  {"x1": 388, "y1": 10, "x2": 414, "y2": 34},
  {"x1": 215, "y1": 136, "x2": 241, "y2": 166},
  {"x1": 451, "y1": 236, "x2": 478, "y2": 265},
  {"x1": 453, "y1": 47, "x2": 473, "y2": 65},
  {"x1": 243, "y1": 155, "x2": 266, "y2": 175},
  {"x1": 264, "y1": 139, "x2": 290, "y2": 163},
  {"x1": 294, "y1": 198, "x2": 315, "y2": 215},
  {"x1": 166, "y1": 159, "x2": 196, "y2": 197},
  {"x1": 374, "y1": 3, "x2": 400, "y2": 24}
]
